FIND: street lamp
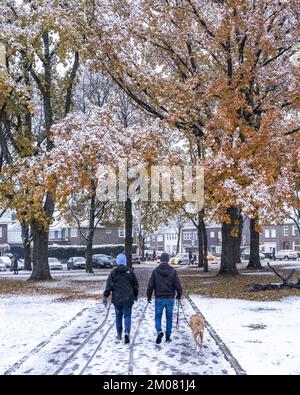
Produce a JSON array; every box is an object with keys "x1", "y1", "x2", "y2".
[{"x1": 0, "y1": 41, "x2": 6, "y2": 68}]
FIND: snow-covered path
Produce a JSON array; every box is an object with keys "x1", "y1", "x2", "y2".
[{"x1": 4, "y1": 298, "x2": 235, "y2": 375}]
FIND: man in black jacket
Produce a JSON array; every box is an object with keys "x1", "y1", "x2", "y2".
[
  {"x1": 103, "y1": 253, "x2": 139, "y2": 344},
  {"x1": 147, "y1": 252, "x2": 182, "y2": 344}
]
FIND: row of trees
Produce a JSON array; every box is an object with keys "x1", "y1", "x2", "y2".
[{"x1": 0, "y1": 0, "x2": 299, "y2": 280}]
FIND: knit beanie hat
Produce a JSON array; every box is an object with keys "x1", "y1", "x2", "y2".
[
  {"x1": 160, "y1": 252, "x2": 170, "y2": 263},
  {"x1": 116, "y1": 253, "x2": 127, "y2": 266}
]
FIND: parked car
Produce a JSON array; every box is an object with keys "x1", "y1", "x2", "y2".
[
  {"x1": 0, "y1": 258, "x2": 7, "y2": 272},
  {"x1": 207, "y1": 253, "x2": 218, "y2": 264},
  {"x1": 92, "y1": 254, "x2": 114, "y2": 269},
  {"x1": 170, "y1": 253, "x2": 189, "y2": 265},
  {"x1": 241, "y1": 249, "x2": 266, "y2": 261},
  {"x1": 1, "y1": 256, "x2": 12, "y2": 268},
  {"x1": 275, "y1": 250, "x2": 298, "y2": 260},
  {"x1": 67, "y1": 257, "x2": 86, "y2": 270},
  {"x1": 132, "y1": 254, "x2": 141, "y2": 264},
  {"x1": 102, "y1": 255, "x2": 117, "y2": 266},
  {"x1": 48, "y1": 257, "x2": 63, "y2": 270}
]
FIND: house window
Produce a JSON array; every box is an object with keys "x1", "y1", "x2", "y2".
[
  {"x1": 210, "y1": 231, "x2": 215, "y2": 238},
  {"x1": 265, "y1": 229, "x2": 270, "y2": 238},
  {"x1": 54, "y1": 231, "x2": 59, "y2": 239},
  {"x1": 70, "y1": 228, "x2": 78, "y2": 238},
  {"x1": 271, "y1": 229, "x2": 276, "y2": 238},
  {"x1": 0, "y1": 227, "x2": 2, "y2": 238},
  {"x1": 118, "y1": 228, "x2": 125, "y2": 238},
  {"x1": 218, "y1": 231, "x2": 221, "y2": 240},
  {"x1": 294, "y1": 240, "x2": 300, "y2": 251},
  {"x1": 183, "y1": 232, "x2": 192, "y2": 241},
  {"x1": 283, "y1": 226, "x2": 289, "y2": 237},
  {"x1": 292, "y1": 225, "x2": 299, "y2": 236},
  {"x1": 105, "y1": 230, "x2": 112, "y2": 234}
]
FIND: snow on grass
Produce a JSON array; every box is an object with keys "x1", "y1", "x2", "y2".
[
  {"x1": 190, "y1": 295, "x2": 300, "y2": 375},
  {"x1": 0, "y1": 294, "x2": 96, "y2": 374}
]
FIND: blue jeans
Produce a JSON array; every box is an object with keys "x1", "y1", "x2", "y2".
[
  {"x1": 155, "y1": 298, "x2": 174, "y2": 338},
  {"x1": 114, "y1": 305, "x2": 132, "y2": 334}
]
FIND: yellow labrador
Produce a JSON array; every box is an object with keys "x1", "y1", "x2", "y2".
[{"x1": 189, "y1": 314, "x2": 205, "y2": 353}]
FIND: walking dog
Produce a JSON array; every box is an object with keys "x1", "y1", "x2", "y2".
[{"x1": 189, "y1": 314, "x2": 205, "y2": 353}]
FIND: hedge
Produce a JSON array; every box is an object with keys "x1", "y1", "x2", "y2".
[{"x1": 10, "y1": 244, "x2": 137, "y2": 261}]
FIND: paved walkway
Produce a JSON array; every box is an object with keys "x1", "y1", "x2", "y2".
[{"x1": 5, "y1": 268, "x2": 235, "y2": 375}]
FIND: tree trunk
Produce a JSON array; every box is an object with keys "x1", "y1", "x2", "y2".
[
  {"x1": 21, "y1": 221, "x2": 32, "y2": 271},
  {"x1": 125, "y1": 197, "x2": 133, "y2": 267},
  {"x1": 85, "y1": 235, "x2": 94, "y2": 273},
  {"x1": 233, "y1": 211, "x2": 243, "y2": 264},
  {"x1": 247, "y1": 217, "x2": 262, "y2": 269},
  {"x1": 176, "y1": 225, "x2": 182, "y2": 254},
  {"x1": 85, "y1": 180, "x2": 97, "y2": 273},
  {"x1": 219, "y1": 207, "x2": 239, "y2": 276},
  {"x1": 197, "y1": 225, "x2": 204, "y2": 268},
  {"x1": 29, "y1": 222, "x2": 51, "y2": 281},
  {"x1": 29, "y1": 191, "x2": 54, "y2": 281},
  {"x1": 140, "y1": 235, "x2": 145, "y2": 259},
  {"x1": 201, "y1": 219, "x2": 208, "y2": 272}
]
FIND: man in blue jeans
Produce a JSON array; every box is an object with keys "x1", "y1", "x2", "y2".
[
  {"x1": 147, "y1": 252, "x2": 182, "y2": 344},
  {"x1": 103, "y1": 253, "x2": 139, "y2": 344}
]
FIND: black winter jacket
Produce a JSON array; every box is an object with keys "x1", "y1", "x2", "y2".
[
  {"x1": 147, "y1": 263, "x2": 182, "y2": 300},
  {"x1": 104, "y1": 266, "x2": 139, "y2": 307}
]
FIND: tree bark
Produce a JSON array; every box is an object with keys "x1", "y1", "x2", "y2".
[
  {"x1": 201, "y1": 219, "x2": 208, "y2": 272},
  {"x1": 85, "y1": 180, "x2": 97, "y2": 273},
  {"x1": 29, "y1": 191, "x2": 55, "y2": 281},
  {"x1": 197, "y1": 224, "x2": 204, "y2": 268},
  {"x1": 219, "y1": 207, "x2": 240, "y2": 276},
  {"x1": 140, "y1": 235, "x2": 145, "y2": 259},
  {"x1": 85, "y1": 235, "x2": 94, "y2": 273},
  {"x1": 29, "y1": 222, "x2": 51, "y2": 281},
  {"x1": 21, "y1": 221, "x2": 32, "y2": 271},
  {"x1": 176, "y1": 224, "x2": 182, "y2": 254},
  {"x1": 247, "y1": 217, "x2": 262, "y2": 269},
  {"x1": 125, "y1": 197, "x2": 133, "y2": 267},
  {"x1": 233, "y1": 211, "x2": 243, "y2": 264}
]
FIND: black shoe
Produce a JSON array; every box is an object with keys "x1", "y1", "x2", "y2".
[
  {"x1": 124, "y1": 332, "x2": 130, "y2": 344},
  {"x1": 165, "y1": 336, "x2": 172, "y2": 343},
  {"x1": 156, "y1": 331, "x2": 164, "y2": 344}
]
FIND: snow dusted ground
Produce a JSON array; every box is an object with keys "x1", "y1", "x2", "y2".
[
  {"x1": 0, "y1": 295, "x2": 235, "y2": 375},
  {"x1": 190, "y1": 295, "x2": 300, "y2": 375},
  {"x1": 0, "y1": 294, "x2": 95, "y2": 374}
]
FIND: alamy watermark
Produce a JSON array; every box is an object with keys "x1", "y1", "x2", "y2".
[{"x1": 96, "y1": 161, "x2": 204, "y2": 211}]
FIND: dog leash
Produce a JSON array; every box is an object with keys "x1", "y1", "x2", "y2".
[
  {"x1": 176, "y1": 298, "x2": 191, "y2": 329},
  {"x1": 176, "y1": 299, "x2": 180, "y2": 330}
]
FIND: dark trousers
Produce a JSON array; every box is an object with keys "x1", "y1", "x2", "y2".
[
  {"x1": 114, "y1": 305, "x2": 133, "y2": 335},
  {"x1": 155, "y1": 298, "x2": 175, "y2": 338}
]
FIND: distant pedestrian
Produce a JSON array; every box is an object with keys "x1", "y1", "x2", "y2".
[
  {"x1": 146, "y1": 252, "x2": 149, "y2": 261},
  {"x1": 272, "y1": 248, "x2": 276, "y2": 260},
  {"x1": 12, "y1": 254, "x2": 18, "y2": 275},
  {"x1": 103, "y1": 253, "x2": 139, "y2": 344},
  {"x1": 188, "y1": 250, "x2": 192, "y2": 266},
  {"x1": 147, "y1": 252, "x2": 182, "y2": 344}
]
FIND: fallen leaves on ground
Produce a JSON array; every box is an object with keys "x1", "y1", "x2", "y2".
[
  {"x1": 0, "y1": 279, "x2": 106, "y2": 301},
  {"x1": 179, "y1": 267, "x2": 300, "y2": 301}
]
